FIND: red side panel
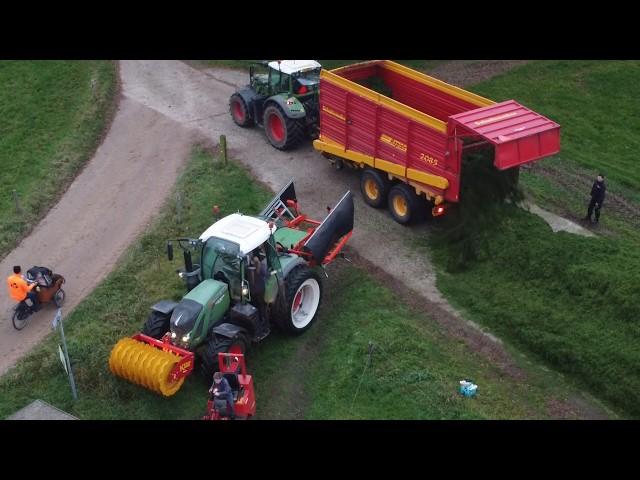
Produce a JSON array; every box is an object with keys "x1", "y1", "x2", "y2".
[
  {"x1": 381, "y1": 68, "x2": 480, "y2": 122},
  {"x1": 449, "y1": 100, "x2": 561, "y2": 170},
  {"x1": 319, "y1": 78, "x2": 454, "y2": 176}
]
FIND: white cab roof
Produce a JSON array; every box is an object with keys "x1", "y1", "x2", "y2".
[
  {"x1": 199, "y1": 213, "x2": 275, "y2": 255},
  {"x1": 267, "y1": 60, "x2": 321, "y2": 75}
]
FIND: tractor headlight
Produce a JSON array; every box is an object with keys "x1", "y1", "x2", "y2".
[
  {"x1": 242, "y1": 285, "x2": 249, "y2": 297},
  {"x1": 182, "y1": 333, "x2": 191, "y2": 343},
  {"x1": 171, "y1": 331, "x2": 177, "y2": 339}
]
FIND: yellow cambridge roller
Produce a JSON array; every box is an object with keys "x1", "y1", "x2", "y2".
[{"x1": 109, "y1": 336, "x2": 193, "y2": 397}]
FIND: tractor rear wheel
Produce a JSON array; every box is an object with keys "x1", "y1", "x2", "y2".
[
  {"x1": 199, "y1": 334, "x2": 248, "y2": 381},
  {"x1": 263, "y1": 104, "x2": 305, "y2": 150},
  {"x1": 388, "y1": 183, "x2": 421, "y2": 225},
  {"x1": 142, "y1": 310, "x2": 170, "y2": 339},
  {"x1": 360, "y1": 169, "x2": 390, "y2": 209},
  {"x1": 275, "y1": 266, "x2": 323, "y2": 334},
  {"x1": 229, "y1": 94, "x2": 253, "y2": 127}
]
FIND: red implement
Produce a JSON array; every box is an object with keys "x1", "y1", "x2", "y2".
[{"x1": 203, "y1": 353, "x2": 256, "y2": 420}]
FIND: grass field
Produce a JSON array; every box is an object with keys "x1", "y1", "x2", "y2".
[
  {"x1": 0, "y1": 147, "x2": 602, "y2": 420},
  {"x1": 0, "y1": 60, "x2": 118, "y2": 259},
  {"x1": 424, "y1": 60, "x2": 640, "y2": 418}
]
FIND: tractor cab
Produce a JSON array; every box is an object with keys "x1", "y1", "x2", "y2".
[
  {"x1": 250, "y1": 60, "x2": 321, "y2": 98},
  {"x1": 199, "y1": 213, "x2": 278, "y2": 303}
]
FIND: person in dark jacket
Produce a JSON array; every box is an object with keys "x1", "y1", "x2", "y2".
[
  {"x1": 210, "y1": 371, "x2": 235, "y2": 419},
  {"x1": 585, "y1": 174, "x2": 606, "y2": 223}
]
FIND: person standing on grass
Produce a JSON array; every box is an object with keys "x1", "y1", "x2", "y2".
[{"x1": 585, "y1": 174, "x2": 606, "y2": 224}]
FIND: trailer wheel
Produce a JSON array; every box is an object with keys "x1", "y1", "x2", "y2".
[
  {"x1": 230, "y1": 93, "x2": 254, "y2": 127},
  {"x1": 388, "y1": 183, "x2": 421, "y2": 225},
  {"x1": 263, "y1": 104, "x2": 305, "y2": 150},
  {"x1": 275, "y1": 266, "x2": 323, "y2": 334},
  {"x1": 198, "y1": 334, "x2": 248, "y2": 380},
  {"x1": 142, "y1": 310, "x2": 170, "y2": 339},
  {"x1": 360, "y1": 169, "x2": 390, "y2": 208}
]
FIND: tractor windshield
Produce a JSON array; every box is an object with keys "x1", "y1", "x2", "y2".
[
  {"x1": 293, "y1": 69, "x2": 320, "y2": 95},
  {"x1": 295, "y1": 68, "x2": 321, "y2": 82}
]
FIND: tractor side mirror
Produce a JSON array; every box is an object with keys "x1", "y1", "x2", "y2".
[{"x1": 167, "y1": 242, "x2": 174, "y2": 261}]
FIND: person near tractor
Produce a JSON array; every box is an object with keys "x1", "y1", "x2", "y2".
[
  {"x1": 585, "y1": 174, "x2": 606, "y2": 224},
  {"x1": 248, "y1": 247, "x2": 270, "y2": 339},
  {"x1": 210, "y1": 371, "x2": 235, "y2": 419},
  {"x1": 7, "y1": 266, "x2": 40, "y2": 311}
]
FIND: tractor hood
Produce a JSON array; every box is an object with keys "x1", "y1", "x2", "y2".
[{"x1": 170, "y1": 298, "x2": 202, "y2": 337}]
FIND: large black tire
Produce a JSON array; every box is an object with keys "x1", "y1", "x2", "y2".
[
  {"x1": 274, "y1": 266, "x2": 323, "y2": 335},
  {"x1": 142, "y1": 310, "x2": 170, "y2": 339},
  {"x1": 12, "y1": 306, "x2": 30, "y2": 330},
  {"x1": 198, "y1": 334, "x2": 248, "y2": 381},
  {"x1": 263, "y1": 104, "x2": 305, "y2": 150},
  {"x1": 53, "y1": 288, "x2": 65, "y2": 308},
  {"x1": 388, "y1": 183, "x2": 422, "y2": 225},
  {"x1": 360, "y1": 169, "x2": 391, "y2": 209},
  {"x1": 229, "y1": 93, "x2": 254, "y2": 127}
]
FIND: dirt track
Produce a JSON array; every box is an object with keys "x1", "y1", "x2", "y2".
[
  {"x1": 0, "y1": 83, "x2": 199, "y2": 375},
  {"x1": 0, "y1": 61, "x2": 609, "y2": 418}
]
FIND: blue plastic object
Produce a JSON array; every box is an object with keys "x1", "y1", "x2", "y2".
[{"x1": 459, "y1": 380, "x2": 478, "y2": 397}]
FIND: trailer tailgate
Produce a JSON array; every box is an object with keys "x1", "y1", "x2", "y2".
[{"x1": 449, "y1": 100, "x2": 560, "y2": 170}]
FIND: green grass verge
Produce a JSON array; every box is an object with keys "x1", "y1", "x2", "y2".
[
  {"x1": 0, "y1": 147, "x2": 596, "y2": 420},
  {"x1": 0, "y1": 60, "x2": 118, "y2": 259},
  {"x1": 429, "y1": 206, "x2": 639, "y2": 418},
  {"x1": 255, "y1": 264, "x2": 605, "y2": 420}
]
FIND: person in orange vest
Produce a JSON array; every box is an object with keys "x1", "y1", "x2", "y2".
[{"x1": 7, "y1": 266, "x2": 40, "y2": 311}]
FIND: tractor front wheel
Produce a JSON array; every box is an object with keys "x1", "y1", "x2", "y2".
[
  {"x1": 229, "y1": 94, "x2": 253, "y2": 127},
  {"x1": 276, "y1": 267, "x2": 323, "y2": 334},
  {"x1": 388, "y1": 183, "x2": 421, "y2": 225},
  {"x1": 263, "y1": 104, "x2": 305, "y2": 150},
  {"x1": 142, "y1": 310, "x2": 170, "y2": 339},
  {"x1": 199, "y1": 334, "x2": 248, "y2": 381}
]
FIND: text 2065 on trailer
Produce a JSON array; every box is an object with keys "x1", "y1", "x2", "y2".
[{"x1": 313, "y1": 60, "x2": 561, "y2": 224}]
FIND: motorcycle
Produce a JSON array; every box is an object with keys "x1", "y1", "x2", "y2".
[{"x1": 11, "y1": 266, "x2": 65, "y2": 330}]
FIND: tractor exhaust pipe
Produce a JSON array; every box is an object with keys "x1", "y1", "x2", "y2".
[{"x1": 184, "y1": 249, "x2": 193, "y2": 273}]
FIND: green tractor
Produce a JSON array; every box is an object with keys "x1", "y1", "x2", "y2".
[
  {"x1": 108, "y1": 180, "x2": 354, "y2": 396},
  {"x1": 229, "y1": 60, "x2": 321, "y2": 150}
]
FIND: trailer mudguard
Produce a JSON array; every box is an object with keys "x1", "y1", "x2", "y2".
[{"x1": 265, "y1": 95, "x2": 306, "y2": 119}]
